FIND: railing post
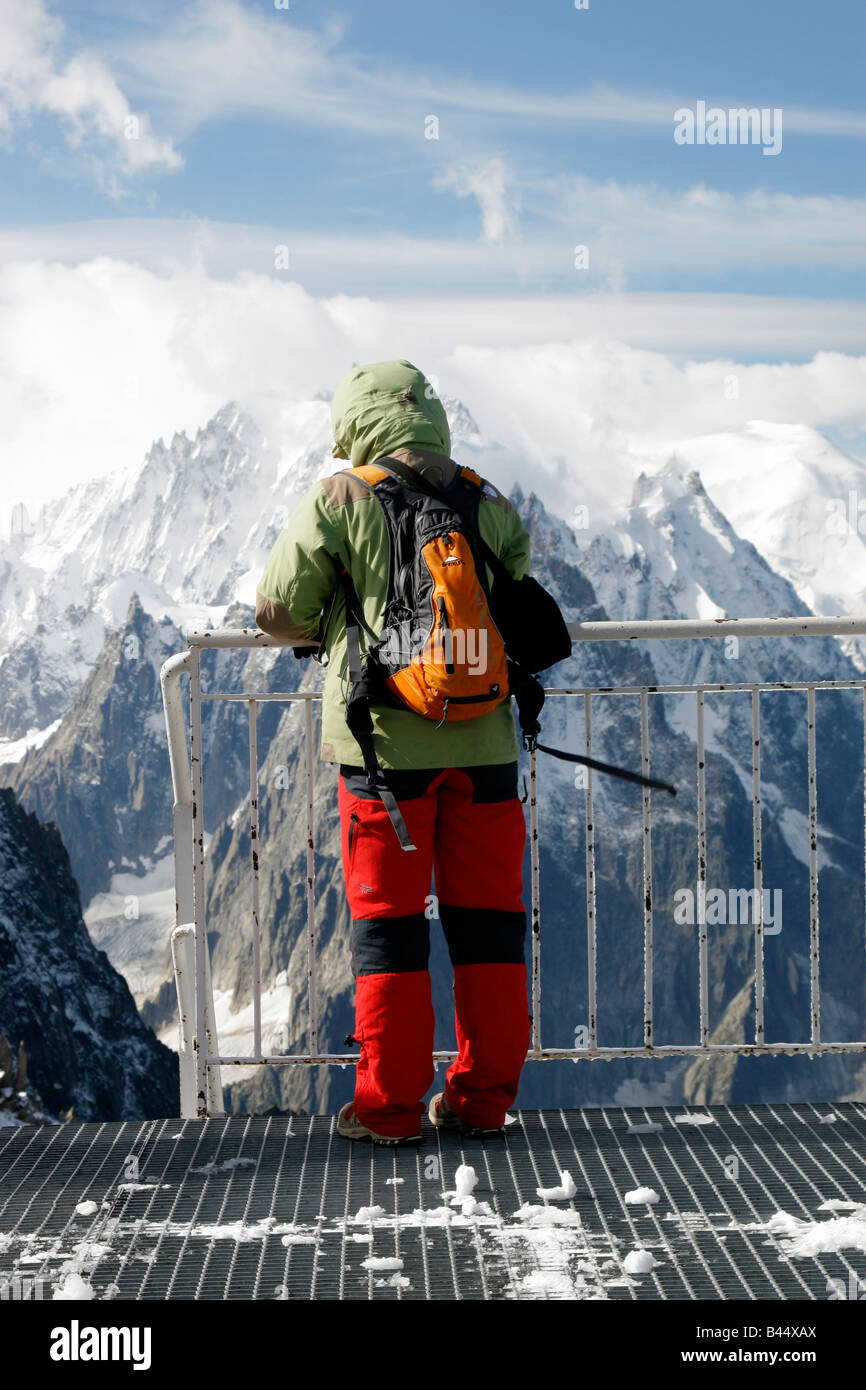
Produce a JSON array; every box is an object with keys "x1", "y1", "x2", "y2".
[
  {"x1": 249, "y1": 699, "x2": 262, "y2": 1063},
  {"x1": 807, "y1": 686, "x2": 821, "y2": 1045},
  {"x1": 189, "y1": 644, "x2": 211, "y2": 1116},
  {"x1": 584, "y1": 694, "x2": 597, "y2": 1051},
  {"x1": 696, "y1": 688, "x2": 709, "y2": 1049},
  {"x1": 752, "y1": 690, "x2": 765, "y2": 1045},
  {"x1": 304, "y1": 696, "x2": 318, "y2": 1058},
  {"x1": 528, "y1": 743, "x2": 541, "y2": 1053},
  {"x1": 171, "y1": 925, "x2": 197, "y2": 1119},
  {"x1": 161, "y1": 651, "x2": 194, "y2": 1115},
  {"x1": 640, "y1": 692, "x2": 654, "y2": 1050}
]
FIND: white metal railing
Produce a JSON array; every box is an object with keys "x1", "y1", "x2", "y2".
[{"x1": 160, "y1": 617, "x2": 866, "y2": 1117}]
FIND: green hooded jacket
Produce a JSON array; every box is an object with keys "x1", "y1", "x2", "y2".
[{"x1": 255, "y1": 360, "x2": 531, "y2": 770}]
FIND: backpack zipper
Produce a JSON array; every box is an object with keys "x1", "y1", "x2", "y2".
[
  {"x1": 435, "y1": 685, "x2": 501, "y2": 728},
  {"x1": 436, "y1": 595, "x2": 455, "y2": 674}
]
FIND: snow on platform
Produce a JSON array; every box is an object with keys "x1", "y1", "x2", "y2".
[{"x1": 2, "y1": 1104, "x2": 866, "y2": 1301}]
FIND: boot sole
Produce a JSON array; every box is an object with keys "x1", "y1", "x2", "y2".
[
  {"x1": 428, "y1": 1094, "x2": 504, "y2": 1138},
  {"x1": 335, "y1": 1112, "x2": 422, "y2": 1145}
]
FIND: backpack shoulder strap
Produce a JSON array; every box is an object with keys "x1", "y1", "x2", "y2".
[
  {"x1": 332, "y1": 475, "x2": 418, "y2": 851},
  {"x1": 342, "y1": 462, "x2": 393, "y2": 487},
  {"x1": 372, "y1": 455, "x2": 514, "y2": 589}
]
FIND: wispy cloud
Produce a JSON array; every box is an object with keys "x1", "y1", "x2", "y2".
[
  {"x1": 0, "y1": 0, "x2": 182, "y2": 188},
  {"x1": 108, "y1": 0, "x2": 866, "y2": 144}
]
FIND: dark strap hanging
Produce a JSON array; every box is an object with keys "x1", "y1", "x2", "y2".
[
  {"x1": 533, "y1": 743, "x2": 676, "y2": 796},
  {"x1": 340, "y1": 570, "x2": 418, "y2": 852}
]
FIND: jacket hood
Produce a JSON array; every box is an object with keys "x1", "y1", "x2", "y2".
[{"x1": 330, "y1": 359, "x2": 451, "y2": 468}]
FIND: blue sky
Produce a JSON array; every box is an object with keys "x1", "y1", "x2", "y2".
[
  {"x1": 0, "y1": 0, "x2": 864, "y2": 511},
  {"x1": 1, "y1": 0, "x2": 863, "y2": 298}
]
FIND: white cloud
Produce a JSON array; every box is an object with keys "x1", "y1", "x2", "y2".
[
  {"x1": 442, "y1": 341, "x2": 866, "y2": 520},
  {"x1": 0, "y1": 0, "x2": 181, "y2": 185},
  {"x1": 0, "y1": 256, "x2": 864, "y2": 532},
  {"x1": 433, "y1": 156, "x2": 520, "y2": 243},
  {"x1": 0, "y1": 169, "x2": 863, "y2": 297}
]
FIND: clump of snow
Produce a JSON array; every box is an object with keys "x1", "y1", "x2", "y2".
[
  {"x1": 759, "y1": 1210, "x2": 866, "y2": 1257},
  {"x1": 184, "y1": 1218, "x2": 291, "y2": 1242},
  {"x1": 53, "y1": 1272, "x2": 95, "y2": 1300},
  {"x1": 536, "y1": 1171, "x2": 577, "y2": 1201},
  {"x1": 623, "y1": 1250, "x2": 656, "y2": 1274},
  {"x1": 518, "y1": 1270, "x2": 576, "y2": 1297},
  {"x1": 625, "y1": 1187, "x2": 660, "y2": 1206},
  {"x1": 818, "y1": 1114, "x2": 838, "y2": 1124},
  {"x1": 353, "y1": 1205, "x2": 387, "y2": 1223},
  {"x1": 351, "y1": 1233, "x2": 373, "y2": 1243},
  {"x1": 673, "y1": 1113, "x2": 715, "y2": 1126},
  {"x1": 627, "y1": 1122, "x2": 663, "y2": 1135},
  {"x1": 117, "y1": 1181, "x2": 171, "y2": 1191},
  {"x1": 374, "y1": 1273, "x2": 411, "y2": 1288},
  {"x1": 385, "y1": 1177, "x2": 405, "y2": 1186},
  {"x1": 74, "y1": 1200, "x2": 98, "y2": 1217},
  {"x1": 280, "y1": 1233, "x2": 317, "y2": 1246},
  {"x1": 191, "y1": 1157, "x2": 256, "y2": 1174},
  {"x1": 514, "y1": 1204, "x2": 582, "y2": 1227},
  {"x1": 361, "y1": 1256, "x2": 404, "y2": 1271},
  {"x1": 447, "y1": 1165, "x2": 478, "y2": 1204}
]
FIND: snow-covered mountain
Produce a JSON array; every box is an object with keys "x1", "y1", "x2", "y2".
[
  {"x1": 619, "y1": 423, "x2": 866, "y2": 656},
  {"x1": 0, "y1": 395, "x2": 483, "y2": 747},
  {"x1": 3, "y1": 392, "x2": 866, "y2": 1115}
]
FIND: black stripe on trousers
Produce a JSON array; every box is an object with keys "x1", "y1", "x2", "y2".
[
  {"x1": 339, "y1": 762, "x2": 519, "y2": 804},
  {"x1": 439, "y1": 904, "x2": 527, "y2": 966},
  {"x1": 353, "y1": 913, "x2": 430, "y2": 976}
]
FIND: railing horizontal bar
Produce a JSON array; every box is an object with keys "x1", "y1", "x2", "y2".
[
  {"x1": 212, "y1": 1052, "x2": 461, "y2": 1065},
  {"x1": 200, "y1": 680, "x2": 866, "y2": 704},
  {"x1": 543, "y1": 681, "x2": 866, "y2": 696},
  {"x1": 567, "y1": 618, "x2": 866, "y2": 641},
  {"x1": 187, "y1": 616, "x2": 866, "y2": 648},
  {"x1": 209, "y1": 1039, "x2": 866, "y2": 1065},
  {"x1": 201, "y1": 691, "x2": 322, "y2": 702}
]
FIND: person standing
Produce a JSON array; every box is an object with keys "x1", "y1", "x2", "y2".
[{"x1": 256, "y1": 360, "x2": 531, "y2": 1144}]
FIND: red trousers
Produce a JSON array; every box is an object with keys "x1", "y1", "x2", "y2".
[{"x1": 338, "y1": 762, "x2": 530, "y2": 1139}]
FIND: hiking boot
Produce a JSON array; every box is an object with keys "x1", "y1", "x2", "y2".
[
  {"x1": 336, "y1": 1102, "x2": 423, "y2": 1147},
  {"x1": 428, "y1": 1092, "x2": 461, "y2": 1129},
  {"x1": 428, "y1": 1091, "x2": 505, "y2": 1137}
]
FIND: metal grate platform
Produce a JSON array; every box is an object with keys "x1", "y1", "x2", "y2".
[{"x1": 2, "y1": 1104, "x2": 866, "y2": 1301}]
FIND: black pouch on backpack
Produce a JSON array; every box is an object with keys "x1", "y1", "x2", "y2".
[{"x1": 488, "y1": 570, "x2": 572, "y2": 674}]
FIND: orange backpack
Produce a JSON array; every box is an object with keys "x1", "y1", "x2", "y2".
[{"x1": 340, "y1": 458, "x2": 510, "y2": 729}]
